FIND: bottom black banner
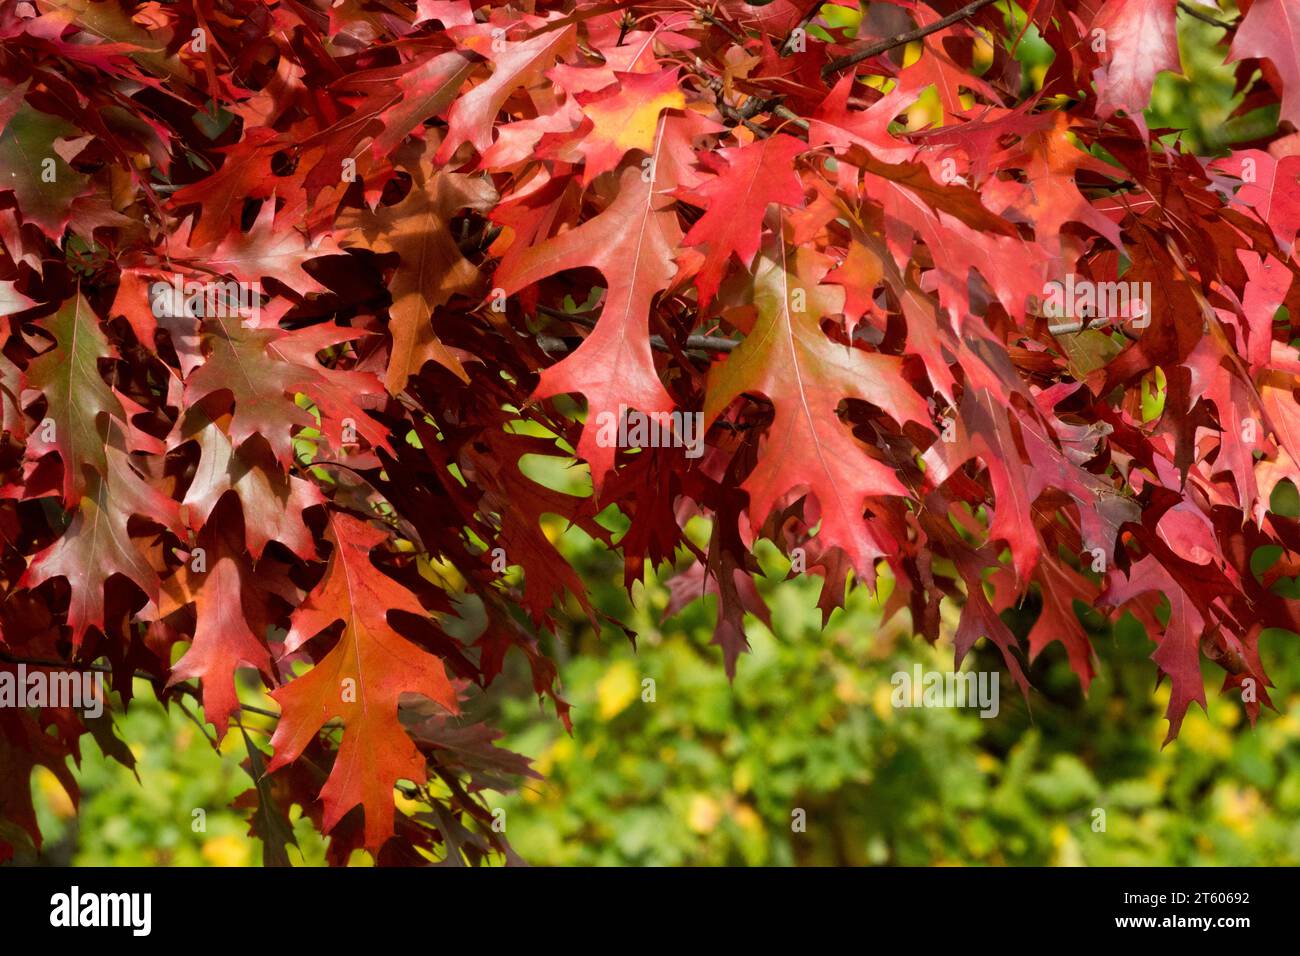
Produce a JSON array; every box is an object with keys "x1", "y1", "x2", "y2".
[{"x1": 0, "y1": 866, "x2": 1275, "y2": 942}]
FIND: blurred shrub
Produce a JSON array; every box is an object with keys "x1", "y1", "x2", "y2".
[
  {"x1": 486, "y1": 555, "x2": 1300, "y2": 866},
  {"x1": 26, "y1": 687, "x2": 328, "y2": 867}
]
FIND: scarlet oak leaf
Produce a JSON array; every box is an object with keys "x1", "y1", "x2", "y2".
[
  {"x1": 1210, "y1": 150, "x2": 1300, "y2": 252},
  {"x1": 161, "y1": 503, "x2": 286, "y2": 736},
  {"x1": 892, "y1": 272, "x2": 959, "y2": 401},
  {"x1": 232, "y1": 724, "x2": 298, "y2": 868},
  {"x1": 866, "y1": 174, "x2": 1051, "y2": 327},
  {"x1": 435, "y1": 19, "x2": 578, "y2": 163},
  {"x1": 22, "y1": 446, "x2": 183, "y2": 648},
  {"x1": 340, "y1": 158, "x2": 496, "y2": 391},
  {"x1": 179, "y1": 410, "x2": 325, "y2": 560},
  {"x1": 185, "y1": 320, "x2": 388, "y2": 468},
  {"x1": 268, "y1": 512, "x2": 458, "y2": 851},
  {"x1": 666, "y1": 504, "x2": 771, "y2": 678},
  {"x1": 0, "y1": 280, "x2": 35, "y2": 318},
  {"x1": 479, "y1": 101, "x2": 583, "y2": 168},
  {"x1": 703, "y1": 242, "x2": 929, "y2": 580},
  {"x1": 300, "y1": 50, "x2": 476, "y2": 195},
  {"x1": 1238, "y1": 250, "x2": 1291, "y2": 374},
  {"x1": 825, "y1": 241, "x2": 885, "y2": 334},
  {"x1": 464, "y1": 429, "x2": 599, "y2": 623},
  {"x1": 0, "y1": 711, "x2": 78, "y2": 860},
  {"x1": 23, "y1": 293, "x2": 124, "y2": 504},
  {"x1": 1102, "y1": 555, "x2": 1209, "y2": 745},
  {"x1": 0, "y1": 96, "x2": 92, "y2": 238},
  {"x1": 34, "y1": 0, "x2": 197, "y2": 88},
  {"x1": 1019, "y1": 410, "x2": 1139, "y2": 555},
  {"x1": 1091, "y1": 0, "x2": 1181, "y2": 118},
  {"x1": 574, "y1": 68, "x2": 686, "y2": 185},
  {"x1": 416, "y1": 0, "x2": 474, "y2": 27},
  {"x1": 1029, "y1": 559, "x2": 1099, "y2": 691},
  {"x1": 952, "y1": 556, "x2": 1031, "y2": 694},
  {"x1": 174, "y1": 200, "x2": 343, "y2": 297},
  {"x1": 1230, "y1": 0, "x2": 1300, "y2": 129},
  {"x1": 546, "y1": 29, "x2": 663, "y2": 97},
  {"x1": 923, "y1": 389, "x2": 1041, "y2": 585},
  {"x1": 682, "y1": 133, "x2": 807, "y2": 305},
  {"x1": 897, "y1": 3, "x2": 1004, "y2": 121},
  {"x1": 0, "y1": 352, "x2": 24, "y2": 441},
  {"x1": 1262, "y1": 369, "x2": 1300, "y2": 470},
  {"x1": 497, "y1": 159, "x2": 682, "y2": 488},
  {"x1": 1008, "y1": 113, "x2": 1125, "y2": 251},
  {"x1": 366, "y1": 51, "x2": 477, "y2": 158},
  {"x1": 123, "y1": 268, "x2": 212, "y2": 375},
  {"x1": 808, "y1": 75, "x2": 919, "y2": 164},
  {"x1": 1187, "y1": 336, "x2": 1263, "y2": 513},
  {"x1": 169, "y1": 128, "x2": 283, "y2": 248},
  {"x1": 109, "y1": 267, "x2": 166, "y2": 352}
]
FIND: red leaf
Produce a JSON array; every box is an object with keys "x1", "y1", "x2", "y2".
[
  {"x1": 268, "y1": 512, "x2": 458, "y2": 851},
  {"x1": 1230, "y1": 0, "x2": 1300, "y2": 129},
  {"x1": 1091, "y1": 0, "x2": 1181, "y2": 118},
  {"x1": 704, "y1": 240, "x2": 930, "y2": 580},
  {"x1": 497, "y1": 154, "x2": 685, "y2": 487},
  {"x1": 682, "y1": 133, "x2": 807, "y2": 305}
]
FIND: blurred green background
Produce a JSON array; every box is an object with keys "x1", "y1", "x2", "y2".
[{"x1": 17, "y1": 3, "x2": 1300, "y2": 868}]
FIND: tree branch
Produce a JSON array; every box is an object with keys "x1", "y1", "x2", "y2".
[
  {"x1": 820, "y1": 0, "x2": 1001, "y2": 80},
  {"x1": 536, "y1": 304, "x2": 738, "y2": 353},
  {"x1": 1177, "y1": 0, "x2": 1235, "y2": 30},
  {"x1": 688, "y1": 57, "x2": 774, "y2": 137},
  {"x1": 781, "y1": 1, "x2": 826, "y2": 56},
  {"x1": 695, "y1": 7, "x2": 746, "y2": 46}
]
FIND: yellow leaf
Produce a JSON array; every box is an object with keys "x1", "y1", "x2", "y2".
[
  {"x1": 596, "y1": 660, "x2": 640, "y2": 720},
  {"x1": 687, "y1": 794, "x2": 721, "y2": 834},
  {"x1": 202, "y1": 835, "x2": 251, "y2": 867}
]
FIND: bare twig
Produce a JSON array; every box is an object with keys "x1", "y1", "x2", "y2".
[
  {"x1": 696, "y1": 7, "x2": 746, "y2": 46},
  {"x1": 781, "y1": 1, "x2": 826, "y2": 56},
  {"x1": 820, "y1": 0, "x2": 1001, "y2": 80},
  {"x1": 536, "y1": 305, "x2": 738, "y2": 353},
  {"x1": 688, "y1": 58, "x2": 773, "y2": 137},
  {"x1": 737, "y1": 93, "x2": 779, "y2": 119},
  {"x1": 773, "y1": 103, "x2": 811, "y2": 132},
  {"x1": 1177, "y1": 0, "x2": 1235, "y2": 30}
]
